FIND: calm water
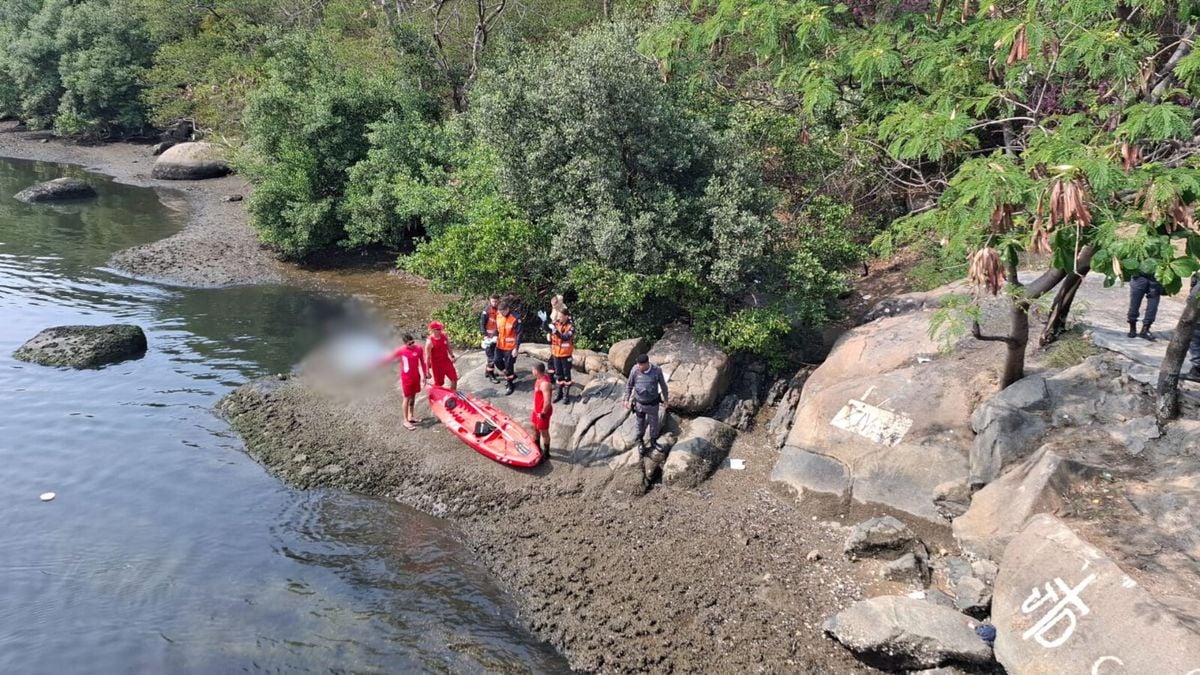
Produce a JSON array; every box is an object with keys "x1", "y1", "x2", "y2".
[{"x1": 0, "y1": 157, "x2": 567, "y2": 673}]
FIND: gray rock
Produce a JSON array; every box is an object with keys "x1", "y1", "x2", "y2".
[
  {"x1": 852, "y1": 443, "x2": 968, "y2": 523},
  {"x1": 971, "y1": 559, "x2": 999, "y2": 586},
  {"x1": 993, "y1": 514, "x2": 1200, "y2": 673},
  {"x1": 608, "y1": 337, "x2": 649, "y2": 376},
  {"x1": 771, "y1": 447, "x2": 850, "y2": 500},
  {"x1": 660, "y1": 417, "x2": 736, "y2": 489},
  {"x1": 844, "y1": 516, "x2": 916, "y2": 559},
  {"x1": 151, "y1": 142, "x2": 231, "y2": 180},
  {"x1": 1110, "y1": 415, "x2": 1161, "y2": 455},
  {"x1": 936, "y1": 557, "x2": 976, "y2": 590},
  {"x1": 519, "y1": 342, "x2": 552, "y2": 361},
  {"x1": 605, "y1": 449, "x2": 647, "y2": 497},
  {"x1": 150, "y1": 140, "x2": 176, "y2": 156},
  {"x1": 14, "y1": 324, "x2": 147, "y2": 368},
  {"x1": 713, "y1": 363, "x2": 764, "y2": 431},
  {"x1": 925, "y1": 589, "x2": 957, "y2": 609},
  {"x1": 15, "y1": 177, "x2": 97, "y2": 203},
  {"x1": 222, "y1": 194, "x2": 244, "y2": 202},
  {"x1": 880, "y1": 551, "x2": 930, "y2": 584},
  {"x1": 968, "y1": 375, "x2": 1052, "y2": 487},
  {"x1": 954, "y1": 447, "x2": 1104, "y2": 561},
  {"x1": 823, "y1": 595, "x2": 993, "y2": 670},
  {"x1": 954, "y1": 576, "x2": 991, "y2": 618},
  {"x1": 933, "y1": 481, "x2": 973, "y2": 519},
  {"x1": 647, "y1": 325, "x2": 732, "y2": 414}
]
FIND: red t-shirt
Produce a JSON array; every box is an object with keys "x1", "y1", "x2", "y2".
[
  {"x1": 392, "y1": 344, "x2": 424, "y2": 383},
  {"x1": 427, "y1": 332, "x2": 453, "y2": 367}
]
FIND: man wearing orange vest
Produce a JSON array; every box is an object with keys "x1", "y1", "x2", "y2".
[
  {"x1": 494, "y1": 300, "x2": 522, "y2": 395},
  {"x1": 479, "y1": 293, "x2": 501, "y2": 383},
  {"x1": 548, "y1": 308, "x2": 575, "y2": 403}
]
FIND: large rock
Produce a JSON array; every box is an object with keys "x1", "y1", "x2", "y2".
[
  {"x1": 608, "y1": 337, "x2": 649, "y2": 376},
  {"x1": 660, "y1": 416, "x2": 736, "y2": 488},
  {"x1": 954, "y1": 446, "x2": 1103, "y2": 561},
  {"x1": 968, "y1": 374, "x2": 1051, "y2": 487},
  {"x1": 993, "y1": 514, "x2": 1200, "y2": 673},
  {"x1": 14, "y1": 324, "x2": 147, "y2": 368},
  {"x1": 647, "y1": 325, "x2": 732, "y2": 414},
  {"x1": 823, "y1": 596, "x2": 993, "y2": 670},
  {"x1": 764, "y1": 367, "x2": 811, "y2": 448},
  {"x1": 15, "y1": 177, "x2": 97, "y2": 203},
  {"x1": 773, "y1": 308, "x2": 996, "y2": 523},
  {"x1": 151, "y1": 142, "x2": 231, "y2": 180}
]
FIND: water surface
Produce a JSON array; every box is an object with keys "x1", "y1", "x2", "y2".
[{"x1": 0, "y1": 158, "x2": 566, "y2": 673}]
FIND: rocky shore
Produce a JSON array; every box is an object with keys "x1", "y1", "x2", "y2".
[{"x1": 10, "y1": 129, "x2": 1200, "y2": 672}]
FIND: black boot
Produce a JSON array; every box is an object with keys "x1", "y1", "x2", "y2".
[
  {"x1": 1127, "y1": 322, "x2": 1138, "y2": 338},
  {"x1": 553, "y1": 387, "x2": 564, "y2": 403},
  {"x1": 1139, "y1": 323, "x2": 1157, "y2": 341},
  {"x1": 505, "y1": 380, "x2": 515, "y2": 395}
]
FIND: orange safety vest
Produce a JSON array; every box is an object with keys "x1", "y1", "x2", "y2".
[
  {"x1": 550, "y1": 319, "x2": 574, "y2": 358},
  {"x1": 483, "y1": 305, "x2": 498, "y2": 335},
  {"x1": 497, "y1": 313, "x2": 519, "y2": 350}
]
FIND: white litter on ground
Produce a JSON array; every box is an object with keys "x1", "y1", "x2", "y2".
[
  {"x1": 726, "y1": 458, "x2": 746, "y2": 470},
  {"x1": 39, "y1": 492, "x2": 55, "y2": 502}
]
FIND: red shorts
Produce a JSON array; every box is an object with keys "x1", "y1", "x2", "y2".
[
  {"x1": 431, "y1": 362, "x2": 458, "y2": 387},
  {"x1": 530, "y1": 411, "x2": 551, "y2": 432},
  {"x1": 399, "y1": 377, "x2": 421, "y2": 398}
]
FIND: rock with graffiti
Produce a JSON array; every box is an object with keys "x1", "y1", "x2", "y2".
[{"x1": 993, "y1": 514, "x2": 1200, "y2": 673}]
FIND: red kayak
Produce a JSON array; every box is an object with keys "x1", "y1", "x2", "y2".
[{"x1": 427, "y1": 386, "x2": 543, "y2": 468}]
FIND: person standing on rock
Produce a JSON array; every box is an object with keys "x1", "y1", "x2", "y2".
[
  {"x1": 1127, "y1": 272, "x2": 1163, "y2": 340},
  {"x1": 495, "y1": 301, "x2": 522, "y2": 395},
  {"x1": 624, "y1": 353, "x2": 669, "y2": 454},
  {"x1": 530, "y1": 362, "x2": 553, "y2": 461},
  {"x1": 1184, "y1": 274, "x2": 1200, "y2": 381},
  {"x1": 548, "y1": 308, "x2": 575, "y2": 403},
  {"x1": 379, "y1": 334, "x2": 428, "y2": 431},
  {"x1": 480, "y1": 294, "x2": 501, "y2": 383},
  {"x1": 425, "y1": 321, "x2": 458, "y2": 390}
]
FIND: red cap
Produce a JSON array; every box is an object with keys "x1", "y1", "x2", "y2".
[{"x1": 429, "y1": 321, "x2": 444, "y2": 330}]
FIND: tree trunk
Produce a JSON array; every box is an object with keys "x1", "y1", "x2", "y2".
[
  {"x1": 1156, "y1": 286, "x2": 1199, "y2": 422},
  {"x1": 971, "y1": 258, "x2": 1034, "y2": 389},
  {"x1": 1039, "y1": 245, "x2": 1097, "y2": 345}
]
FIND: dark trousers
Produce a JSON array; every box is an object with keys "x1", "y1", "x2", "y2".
[
  {"x1": 484, "y1": 341, "x2": 497, "y2": 374},
  {"x1": 551, "y1": 355, "x2": 572, "y2": 385},
  {"x1": 632, "y1": 402, "x2": 661, "y2": 447},
  {"x1": 494, "y1": 348, "x2": 516, "y2": 383},
  {"x1": 1128, "y1": 275, "x2": 1163, "y2": 325}
]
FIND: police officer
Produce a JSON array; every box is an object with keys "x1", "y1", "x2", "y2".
[
  {"x1": 623, "y1": 353, "x2": 669, "y2": 454},
  {"x1": 480, "y1": 293, "x2": 501, "y2": 382},
  {"x1": 1127, "y1": 272, "x2": 1163, "y2": 340}
]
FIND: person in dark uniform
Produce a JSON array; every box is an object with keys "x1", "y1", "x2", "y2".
[
  {"x1": 480, "y1": 293, "x2": 501, "y2": 382},
  {"x1": 1185, "y1": 274, "x2": 1200, "y2": 381},
  {"x1": 1127, "y1": 272, "x2": 1163, "y2": 340},
  {"x1": 623, "y1": 353, "x2": 669, "y2": 455}
]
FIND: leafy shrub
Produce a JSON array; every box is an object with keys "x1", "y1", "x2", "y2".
[
  {"x1": 239, "y1": 36, "x2": 434, "y2": 258},
  {"x1": 431, "y1": 298, "x2": 482, "y2": 348}
]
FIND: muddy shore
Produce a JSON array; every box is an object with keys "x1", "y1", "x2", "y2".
[
  {"x1": 1, "y1": 130, "x2": 885, "y2": 672},
  {"x1": 218, "y1": 355, "x2": 884, "y2": 673},
  {"x1": 0, "y1": 122, "x2": 283, "y2": 287}
]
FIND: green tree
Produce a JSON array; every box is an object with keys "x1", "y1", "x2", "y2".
[
  {"x1": 239, "y1": 35, "x2": 435, "y2": 258},
  {"x1": 654, "y1": 0, "x2": 1200, "y2": 390}
]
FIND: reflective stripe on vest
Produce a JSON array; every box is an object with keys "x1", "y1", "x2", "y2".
[
  {"x1": 497, "y1": 313, "x2": 518, "y2": 350},
  {"x1": 484, "y1": 305, "x2": 498, "y2": 334},
  {"x1": 551, "y1": 320, "x2": 574, "y2": 358}
]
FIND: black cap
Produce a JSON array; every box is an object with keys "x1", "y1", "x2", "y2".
[{"x1": 635, "y1": 353, "x2": 650, "y2": 364}]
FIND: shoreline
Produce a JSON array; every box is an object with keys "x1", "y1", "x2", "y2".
[
  {"x1": 1, "y1": 129, "x2": 880, "y2": 672},
  {"x1": 0, "y1": 122, "x2": 284, "y2": 287}
]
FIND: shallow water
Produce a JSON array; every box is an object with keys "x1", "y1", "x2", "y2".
[{"x1": 0, "y1": 158, "x2": 566, "y2": 673}]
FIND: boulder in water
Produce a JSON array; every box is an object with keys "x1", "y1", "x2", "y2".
[
  {"x1": 14, "y1": 324, "x2": 147, "y2": 368},
  {"x1": 151, "y1": 142, "x2": 231, "y2": 180},
  {"x1": 15, "y1": 177, "x2": 97, "y2": 203}
]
